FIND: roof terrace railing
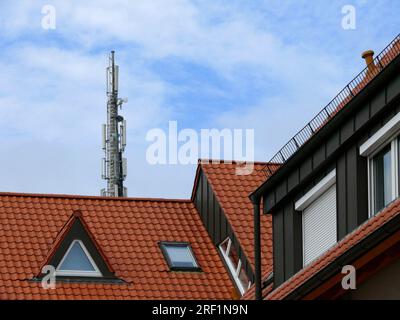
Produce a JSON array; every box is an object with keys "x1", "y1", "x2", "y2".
[{"x1": 263, "y1": 33, "x2": 400, "y2": 177}]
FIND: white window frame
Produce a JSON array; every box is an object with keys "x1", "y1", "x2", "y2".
[
  {"x1": 301, "y1": 183, "x2": 337, "y2": 266},
  {"x1": 359, "y1": 113, "x2": 400, "y2": 216},
  {"x1": 360, "y1": 112, "x2": 400, "y2": 156},
  {"x1": 365, "y1": 138, "x2": 398, "y2": 216},
  {"x1": 219, "y1": 238, "x2": 251, "y2": 295},
  {"x1": 162, "y1": 242, "x2": 199, "y2": 269},
  {"x1": 295, "y1": 170, "x2": 337, "y2": 266},
  {"x1": 56, "y1": 240, "x2": 102, "y2": 277},
  {"x1": 295, "y1": 169, "x2": 336, "y2": 211}
]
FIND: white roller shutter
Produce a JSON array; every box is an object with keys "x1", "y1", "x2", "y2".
[{"x1": 303, "y1": 184, "x2": 337, "y2": 266}]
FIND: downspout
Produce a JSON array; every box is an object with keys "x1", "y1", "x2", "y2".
[{"x1": 251, "y1": 195, "x2": 262, "y2": 300}]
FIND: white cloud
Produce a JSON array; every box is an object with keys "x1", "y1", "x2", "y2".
[
  {"x1": 0, "y1": 0, "x2": 398, "y2": 198},
  {"x1": 0, "y1": 42, "x2": 176, "y2": 196}
]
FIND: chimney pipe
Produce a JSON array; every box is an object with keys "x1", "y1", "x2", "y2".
[{"x1": 362, "y1": 50, "x2": 376, "y2": 73}]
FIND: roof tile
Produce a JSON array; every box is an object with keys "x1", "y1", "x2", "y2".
[
  {"x1": 0, "y1": 193, "x2": 235, "y2": 300},
  {"x1": 199, "y1": 161, "x2": 278, "y2": 279}
]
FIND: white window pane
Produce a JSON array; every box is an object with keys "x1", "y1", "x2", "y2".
[
  {"x1": 227, "y1": 243, "x2": 240, "y2": 270},
  {"x1": 165, "y1": 245, "x2": 197, "y2": 268},
  {"x1": 238, "y1": 267, "x2": 249, "y2": 290},
  {"x1": 374, "y1": 145, "x2": 392, "y2": 213},
  {"x1": 59, "y1": 241, "x2": 96, "y2": 271}
]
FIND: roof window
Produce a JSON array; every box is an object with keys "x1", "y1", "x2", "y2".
[{"x1": 160, "y1": 242, "x2": 200, "y2": 271}]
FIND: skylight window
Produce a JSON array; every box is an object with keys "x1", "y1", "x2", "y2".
[
  {"x1": 160, "y1": 242, "x2": 200, "y2": 271},
  {"x1": 56, "y1": 240, "x2": 102, "y2": 277}
]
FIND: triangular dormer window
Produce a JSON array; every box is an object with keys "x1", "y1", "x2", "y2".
[
  {"x1": 56, "y1": 240, "x2": 102, "y2": 277},
  {"x1": 38, "y1": 210, "x2": 117, "y2": 281}
]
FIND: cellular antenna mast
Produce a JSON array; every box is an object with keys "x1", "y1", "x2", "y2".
[{"x1": 101, "y1": 51, "x2": 128, "y2": 197}]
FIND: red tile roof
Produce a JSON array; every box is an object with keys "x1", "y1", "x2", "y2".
[
  {"x1": 0, "y1": 192, "x2": 236, "y2": 300},
  {"x1": 265, "y1": 197, "x2": 400, "y2": 300},
  {"x1": 198, "y1": 161, "x2": 279, "y2": 274}
]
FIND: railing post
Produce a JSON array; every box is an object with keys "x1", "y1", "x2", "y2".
[
  {"x1": 308, "y1": 123, "x2": 314, "y2": 134},
  {"x1": 347, "y1": 85, "x2": 354, "y2": 97},
  {"x1": 261, "y1": 33, "x2": 399, "y2": 182}
]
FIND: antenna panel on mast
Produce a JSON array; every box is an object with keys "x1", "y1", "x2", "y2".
[
  {"x1": 122, "y1": 158, "x2": 127, "y2": 178},
  {"x1": 106, "y1": 65, "x2": 119, "y2": 94},
  {"x1": 102, "y1": 124, "x2": 107, "y2": 150},
  {"x1": 120, "y1": 120, "x2": 127, "y2": 151}
]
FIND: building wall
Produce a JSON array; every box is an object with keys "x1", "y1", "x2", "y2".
[
  {"x1": 343, "y1": 257, "x2": 400, "y2": 300},
  {"x1": 267, "y1": 63, "x2": 400, "y2": 287},
  {"x1": 194, "y1": 170, "x2": 255, "y2": 283}
]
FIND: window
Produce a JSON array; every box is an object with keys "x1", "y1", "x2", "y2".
[
  {"x1": 373, "y1": 145, "x2": 393, "y2": 212},
  {"x1": 368, "y1": 140, "x2": 398, "y2": 215},
  {"x1": 160, "y1": 242, "x2": 200, "y2": 271},
  {"x1": 360, "y1": 112, "x2": 400, "y2": 215},
  {"x1": 56, "y1": 240, "x2": 102, "y2": 277},
  {"x1": 219, "y1": 238, "x2": 251, "y2": 295},
  {"x1": 295, "y1": 170, "x2": 337, "y2": 266}
]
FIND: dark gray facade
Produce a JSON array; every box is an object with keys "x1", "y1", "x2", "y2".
[
  {"x1": 259, "y1": 54, "x2": 400, "y2": 287},
  {"x1": 193, "y1": 169, "x2": 255, "y2": 284}
]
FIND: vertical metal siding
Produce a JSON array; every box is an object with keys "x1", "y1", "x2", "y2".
[
  {"x1": 303, "y1": 184, "x2": 337, "y2": 266},
  {"x1": 267, "y1": 78, "x2": 399, "y2": 286},
  {"x1": 193, "y1": 169, "x2": 255, "y2": 282}
]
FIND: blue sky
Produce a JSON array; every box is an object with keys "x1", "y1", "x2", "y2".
[{"x1": 0, "y1": 0, "x2": 399, "y2": 198}]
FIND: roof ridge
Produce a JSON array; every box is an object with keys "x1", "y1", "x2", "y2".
[
  {"x1": 0, "y1": 191, "x2": 192, "y2": 203},
  {"x1": 198, "y1": 158, "x2": 279, "y2": 166}
]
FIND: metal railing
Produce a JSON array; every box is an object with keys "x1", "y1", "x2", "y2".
[{"x1": 263, "y1": 33, "x2": 400, "y2": 177}]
